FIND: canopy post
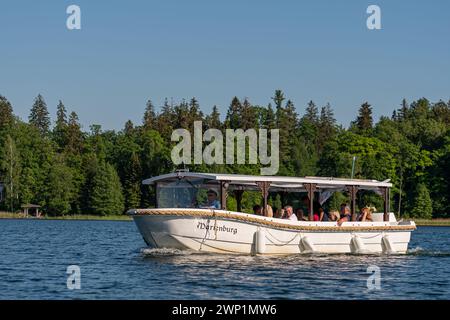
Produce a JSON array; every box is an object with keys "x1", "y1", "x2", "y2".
[
  {"x1": 256, "y1": 182, "x2": 270, "y2": 216},
  {"x1": 304, "y1": 183, "x2": 317, "y2": 221},
  {"x1": 280, "y1": 191, "x2": 288, "y2": 207},
  {"x1": 381, "y1": 187, "x2": 390, "y2": 221},
  {"x1": 346, "y1": 185, "x2": 358, "y2": 221},
  {"x1": 220, "y1": 181, "x2": 229, "y2": 210},
  {"x1": 233, "y1": 189, "x2": 243, "y2": 212}
]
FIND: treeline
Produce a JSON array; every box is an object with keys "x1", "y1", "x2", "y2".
[{"x1": 0, "y1": 91, "x2": 449, "y2": 218}]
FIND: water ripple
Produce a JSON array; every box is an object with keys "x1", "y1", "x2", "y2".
[{"x1": 0, "y1": 220, "x2": 449, "y2": 299}]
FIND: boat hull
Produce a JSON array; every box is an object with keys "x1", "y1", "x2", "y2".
[{"x1": 130, "y1": 209, "x2": 415, "y2": 255}]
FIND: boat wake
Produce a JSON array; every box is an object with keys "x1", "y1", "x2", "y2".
[
  {"x1": 407, "y1": 247, "x2": 450, "y2": 257},
  {"x1": 140, "y1": 247, "x2": 197, "y2": 257}
]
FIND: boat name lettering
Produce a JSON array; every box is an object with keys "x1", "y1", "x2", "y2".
[{"x1": 197, "y1": 222, "x2": 238, "y2": 235}]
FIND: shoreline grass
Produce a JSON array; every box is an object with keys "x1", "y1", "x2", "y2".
[
  {"x1": 1, "y1": 211, "x2": 449, "y2": 225},
  {"x1": 413, "y1": 219, "x2": 450, "y2": 226},
  {"x1": 0, "y1": 211, "x2": 131, "y2": 221}
]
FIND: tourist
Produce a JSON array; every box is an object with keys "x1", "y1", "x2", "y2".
[
  {"x1": 283, "y1": 206, "x2": 298, "y2": 221},
  {"x1": 201, "y1": 189, "x2": 221, "y2": 209},
  {"x1": 253, "y1": 204, "x2": 262, "y2": 215},
  {"x1": 318, "y1": 207, "x2": 329, "y2": 221},
  {"x1": 295, "y1": 208, "x2": 307, "y2": 221},
  {"x1": 357, "y1": 207, "x2": 373, "y2": 222},
  {"x1": 265, "y1": 204, "x2": 274, "y2": 218},
  {"x1": 301, "y1": 195, "x2": 322, "y2": 221},
  {"x1": 328, "y1": 210, "x2": 340, "y2": 221},
  {"x1": 337, "y1": 204, "x2": 352, "y2": 226},
  {"x1": 274, "y1": 208, "x2": 284, "y2": 219}
]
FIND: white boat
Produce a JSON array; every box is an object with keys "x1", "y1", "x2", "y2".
[{"x1": 128, "y1": 171, "x2": 416, "y2": 255}]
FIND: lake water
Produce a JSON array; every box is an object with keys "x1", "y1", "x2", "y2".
[{"x1": 0, "y1": 219, "x2": 449, "y2": 300}]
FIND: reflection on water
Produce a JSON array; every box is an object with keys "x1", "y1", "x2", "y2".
[{"x1": 0, "y1": 219, "x2": 449, "y2": 299}]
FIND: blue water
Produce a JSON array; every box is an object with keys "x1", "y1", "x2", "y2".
[{"x1": 0, "y1": 219, "x2": 449, "y2": 299}]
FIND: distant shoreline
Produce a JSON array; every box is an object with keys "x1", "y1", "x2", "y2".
[
  {"x1": 1, "y1": 211, "x2": 449, "y2": 225},
  {"x1": 0, "y1": 212, "x2": 131, "y2": 221}
]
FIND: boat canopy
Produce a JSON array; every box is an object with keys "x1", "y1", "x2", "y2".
[
  {"x1": 142, "y1": 172, "x2": 392, "y2": 191},
  {"x1": 143, "y1": 171, "x2": 392, "y2": 221}
]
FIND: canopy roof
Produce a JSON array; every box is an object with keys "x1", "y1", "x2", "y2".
[{"x1": 143, "y1": 172, "x2": 392, "y2": 190}]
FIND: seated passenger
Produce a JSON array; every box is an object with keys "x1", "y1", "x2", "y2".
[
  {"x1": 337, "y1": 204, "x2": 352, "y2": 226},
  {"x1": 200, "y1": 189, "x2": 221, "y2": 209},
  {"x1": 253, "y1": 205, "x2": 262, "y2": 215},
  {"x1": 317, "y1": 207, "x2": 329, "y2": 221},
  {"x1": 283, "y1": 206, "x2": 298, "y2": 221},
  {"x1": 357, "y1": 207, "x2": 373, "y2": 222},
  {"x1": 265, "y1": 204, "x2": 274, "y2": 218},
  {"x1": 328, "y1": 210, "x2": 340, "y2": 221},
  {"x1": 274, "y1": 208, "x2": 284, "y2": 219},
  {"x1": 295, "y1": 208, "x2": 308, "y2": 221}
]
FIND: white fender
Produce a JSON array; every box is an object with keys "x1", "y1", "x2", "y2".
[
  {"x1": 382, "y1": 234, "x2": 394, "y2": 254},
  {"x1": 255, "y1": 229, "x2": 266, "y2": 254},
  {"x1": 300, "y1": 236, "x2": 315, "y2": 253},
  {"x1": 351, "y1": 235, "x2": 367, "y2": 254}
]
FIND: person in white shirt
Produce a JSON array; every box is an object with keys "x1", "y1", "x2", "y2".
[{"x1": 283, "y1": 206, "x2": 298, "y2": 221}]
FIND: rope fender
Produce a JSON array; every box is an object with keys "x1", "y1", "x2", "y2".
[{"x1": 129, "y1": 208, "x2": 416, "y2": 232}]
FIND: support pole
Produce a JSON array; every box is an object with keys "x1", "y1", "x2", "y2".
[
  {"x1": 346, "y1": 185, "x2": 358, "y2": 221},
  {"x1": 234, "y1": 189, "x2": 243, "y2": 212},
  {"x1": 304, "y1": 183, "x2": 317, "y2": 221},
  {"x1": 220, "y1": 181, "x2": 229, "y2": 210},
  {"x1": 256, "y1": 182, "x2": 270, "y2": 216},
  {"x1": 381, "y1": 187, "x2": 390, "y2": 222}
]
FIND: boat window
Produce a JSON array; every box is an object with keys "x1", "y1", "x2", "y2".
[{"x1": 156, "y1": 179, "x2": 219, "y2": 208}]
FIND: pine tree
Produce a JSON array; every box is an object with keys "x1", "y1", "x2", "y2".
[
  {"x1": 318, "y1": 103, "x2": 337, "y2": 152},
  {"x1": 264, "y1": 103, "x2": 276, "y2": 130},
  {"x1": 276, "y1": 99, "x2": 298, "y2": 175},
  {"x1": 0, "y1": 135, "x2": 21, "y2": 212},
  {"x1": 355, "y1": 102, "x2": 373, "y2": 134},
  {"x1": 396, "y1": 99, "x2": 410, "y2": 122},
  {"x1": 45, "y1": 160, "x2": 74, "y2": 215},
  {"x1": 205, "y1": 105, "x2": 222, "y2": 130},
  {"x1": 123, "y1": 152, "x2": 142, "y2": 210},
  {"x1": 0, "y1": 95, "x2": 14, "y2": 129},
  {"x1": 410, "y1": 183, "x2": 433, "y2": 219},
  {"x1": 66, "y1": 112, "x2": 84, "y2": 154},
  {"x1": 29, "y1": 94, "x2": 51, "y2": 135},
  {"x1": 225, "y1": 97, "x2": 242, "y2": 129},
  {"x1": 89, "y1": 162, "x2": 124, "y2": 215},
  {"x1": 304, "y1": 100, "x2": 319, "y2": 125},
  {"x1": 156, "y1": 98, "x2": 174, "y2": 139},
  {"x1": 53, "y1": 100, "x2": 68, "y2": 150},
  {"x1": 143, "y1": 99, "x2": 156, "y2": 129},
  {"x1": 188, "y1": 97, "x2": 203, "y2": 126},
  {"x1": 124, "y1": 120, "x2": 134, "y2": 136},
  {"x1": 240, "y1": 98, "x2": 257, "y2": 130},
  {"x1": 173, "y1": 99, "x2": 190, "y2": 129},
  {"x1": 272, "y1": 90, "x2": 285, "y2": 127}
]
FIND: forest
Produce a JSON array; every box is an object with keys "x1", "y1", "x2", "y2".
[{"x1": 0, "y1": 90, "x2": 449, "y2": 218}]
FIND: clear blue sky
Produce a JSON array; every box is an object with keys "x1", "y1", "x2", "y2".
[{"x1": 1, "y1": 0, "x2": 449, "y2": 131}]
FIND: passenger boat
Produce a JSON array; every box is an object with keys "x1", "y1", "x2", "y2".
[{"x1": 128, "y1": 171, "x2": 416, "y2": 254}]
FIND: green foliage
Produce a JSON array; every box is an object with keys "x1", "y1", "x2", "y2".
[
  {"x1": 45, "y1": 160, "x2": 74, "y2": 215},
  {"x1": 0, "y1": 93, "x2": 448, "y2": 219},
  {"x1": 29, "y1": 94, "x2": 50, "y2": 135},
  {"x1": 0, "y1": 95, "x2": 14, "y2": 129},
  {"x1": 410, "y1": 184, "x2": 433, "y2": 219},
  {"x1": 89, "y1": 162, "x2": 124, "y2": 215},
  {"x1": 0, "y1": 135, "x2": 21, "y2": 211}
]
